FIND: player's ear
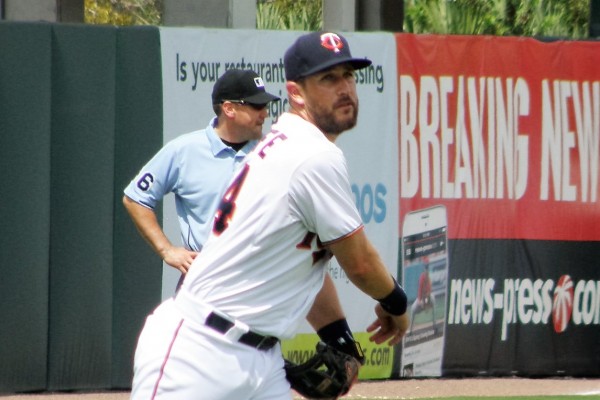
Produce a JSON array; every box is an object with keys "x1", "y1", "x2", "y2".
[{"x1": 286, "y1": 81, "x2": 305, "y2": 107}]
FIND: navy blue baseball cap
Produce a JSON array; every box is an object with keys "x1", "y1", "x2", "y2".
[
  {"x1": 284, "y1": 31, "x2": 372, "y2": 81},
  {"x1": 212, "y1": 69, "x2": 279, "y2": 105}
]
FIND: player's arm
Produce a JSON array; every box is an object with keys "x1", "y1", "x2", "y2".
[
  {"x1": 328, "y1": 229, "x2": 409, "y2": 346},
  {"x1": 306, "y1": 274, "x2": 365, "y2": 362},
  {"x1": 122, "y1": 195, "x2": 197, "y2": 273},
  {"x1": 306, "y1": 274, "x2": 343, "y2": 329}
]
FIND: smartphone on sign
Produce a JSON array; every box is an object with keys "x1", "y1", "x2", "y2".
[{"x1": 400, "y1": 205, "x2": 448, "y2": 377}]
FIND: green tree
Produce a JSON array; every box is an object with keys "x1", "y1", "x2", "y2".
[
  {"x1": 83, "y1": 0, "x2": 589, "y2": 39},
  {"x1": 403, "y1": 0, "x2": 590, "y2": 39},
  {"x1": 509, "y1": 0, "x2": 589, "y2": 38},
  {"x1": 257, "y1": 0, "x2": 322, "y2": 31},
  {"x1": 404, "y1": 0, "x2": 507, "y2": 35},
  {"x1": 84, "y1": 0, "x2": 162, "y2": 26}
]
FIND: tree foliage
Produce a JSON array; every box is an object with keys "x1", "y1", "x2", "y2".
[
  {"x1": 508, "y1": 0, "x2": 590, "y2": 38},
  {"x1": 257, "y1": 0, "x2": 322, "y2": 31},
  {"x1": 404, "y1": 0, "x2": 590, "y2": 39},
  {"x1": 83, "y1": 0, "x2": 590, "y2": 39},
  {"x1": 84, "y1": 0, "x2": 162, "y2": 26}
]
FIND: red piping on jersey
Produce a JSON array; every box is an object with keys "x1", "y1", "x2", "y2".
[
  {"x1": 321, "y1": 224, "x2": 364, "y2": 246},
  {"x1": 150, "y1": 318, "x2": 185, "y2": 399}
]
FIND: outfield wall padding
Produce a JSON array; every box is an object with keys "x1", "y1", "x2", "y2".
[
  {"x1": 0, "y1": 22, "x2": 52, "y2": 393},
  {"x1": 0, "y1": 22, "x2": 163, "y2": 393}
]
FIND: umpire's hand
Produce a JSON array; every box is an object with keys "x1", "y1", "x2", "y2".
[{"x1": 162, "y1": 245, "x2": 198, "y2": 274}]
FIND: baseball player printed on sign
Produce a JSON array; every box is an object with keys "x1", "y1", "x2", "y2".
[
  {"x1": 409, "y1": 258, "x2": 437, "y2": 334},
  {"x1": 130, "y1": 32, "x2": 409, "y2": 400}
]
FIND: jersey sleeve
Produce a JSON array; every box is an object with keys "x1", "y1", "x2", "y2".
[
  {"x1": 289, "y1": 149, "x2": 363, "y2": 244},
  {"x1": 123, "y1": 141, "x2": 181, "y2": 209}
]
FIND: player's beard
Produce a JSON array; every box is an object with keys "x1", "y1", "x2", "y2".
[{"x1": 309, "y1": 97, "x2": 359, "y2": 136}]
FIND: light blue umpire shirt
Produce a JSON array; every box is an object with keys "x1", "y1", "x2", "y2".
[{"x1": 124, "y1": 117, "x2": 257, "y2": 251}]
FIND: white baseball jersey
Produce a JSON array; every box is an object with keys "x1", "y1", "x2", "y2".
[{"x1": 181, "y1": 112, "x2": 363, "y2": 339}]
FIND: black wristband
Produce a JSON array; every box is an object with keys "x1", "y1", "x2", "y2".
[
  {"x1": 317, "y1": 319, "x2": 365, "y2": 363},
  {"x1": 317, "y1": 318, "x2": 354, "y2": 344},
  {"x1": 376, "y1": 277, "x2": 407, "y2": 316}
]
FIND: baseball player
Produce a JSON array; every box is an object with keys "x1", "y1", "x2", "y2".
[
  {"x1": 130, "y1": 32, "x2": 409, "y2": 400},
  {"x1": 123, "y1": 68, "x2": 361, "y2": 353},
  {"x1": 409, "y1": 258, "x2": 436, "y2": 333},
  {"x1": 124, "y1": 67, "x2": 363, "y2": 370}
]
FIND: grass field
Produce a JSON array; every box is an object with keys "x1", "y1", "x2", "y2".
[
  {"x1": 340, "y1": 394, "x2": 600, "y2": 400},
  {"x1": 349, "y1": 397, "x2": 600, "y2": 400},
  {"x1": 291, "y1": 396, "x2": 600, "y2": 400}
]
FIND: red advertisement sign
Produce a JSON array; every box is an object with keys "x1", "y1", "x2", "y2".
[{"x1": 397, "y1": 33, "x2": 600, "y2": 241}]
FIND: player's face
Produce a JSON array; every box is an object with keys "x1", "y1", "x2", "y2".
[
  {"x1": 300, "y1": 64, "x2": 359, "y2": 136},
  {"x1": 230, "y1": 101, "x2": 269, "y2": 141}
]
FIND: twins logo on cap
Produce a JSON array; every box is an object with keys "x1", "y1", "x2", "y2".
[
  {"x1": 283, "y1": 31, "x2": 372, "y2": 81},
  {"x1": 320, "y1": 33, "x2": 343, "y2": 53}
]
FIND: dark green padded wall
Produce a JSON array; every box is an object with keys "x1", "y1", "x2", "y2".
[
  {"x1": 48, "y1": 24, "x2": 117, "y2": 390},
  {"x1": 0, "y1": 22, "x2": 163, "y2": 394},
  {"x1": 112, "y1": 26, "x2": 163, "y2": 388},
  {"x1": 0, "y1": 22, "x2": 52, "y2": 393}
]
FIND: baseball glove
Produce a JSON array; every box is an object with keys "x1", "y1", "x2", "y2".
[{"x1": 284, "y1": 341, "x2": 362, "y2": 399}]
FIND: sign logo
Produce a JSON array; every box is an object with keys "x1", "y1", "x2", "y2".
[
  {"x1": 448, "y1": 275, "x2": 599, "y2": 340},
  {"x1": 552, "y1": 274, "x2": 574, "y2": 333},
  {"x1": 320, "y1": 33, "x2": 343, "y2": 53}
]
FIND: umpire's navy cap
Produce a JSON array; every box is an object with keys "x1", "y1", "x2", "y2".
[
  {"x1": 212, "y1": 69, "x2": 279, "y2": 105},
  {"x1": 284, "y1": 31, "x2": 372, "y2": 81}
]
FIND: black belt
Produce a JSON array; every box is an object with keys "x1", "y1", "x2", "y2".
[{"x1": 205, "y1": 312, "x2": 279, "y2": 351}]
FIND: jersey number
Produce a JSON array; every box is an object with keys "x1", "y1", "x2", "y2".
[
  {"x1": 136, "y1": 173, "x2": 154, "y2": 191},
  {"x1": 213, "y1": 164, "x2": 250, "y2": 235}
]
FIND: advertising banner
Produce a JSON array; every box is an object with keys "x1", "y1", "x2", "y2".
[{"x1": 397, "y1": 33, "x2": 600, "y2": 376}]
